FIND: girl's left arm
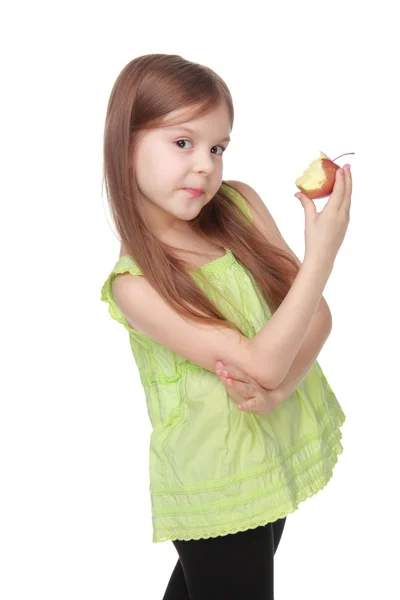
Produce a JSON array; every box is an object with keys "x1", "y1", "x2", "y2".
[
  {"x1": 216, "y1": 301, "x2": 331, "y2": 410},
  {"x1": 224, "y1": 180, "x2": 333, "y2": 399},
  {"x1": 270, "y1": 299, "x2": 332, "y2": 399}
]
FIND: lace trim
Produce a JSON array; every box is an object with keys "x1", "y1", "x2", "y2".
[
  {"x1": 100, "y1": 273, "x2": 154, "y2": 350},
  {"x1": 190, "y1": 247, "x2": 235, "y2": 277},
  {"x1": 115, "y1": 245, "x2": 237, "y2": 279},
  {"x1": 113, "y1": 255, "x2": 143, "y2": 276},
  {"x1": 153, "y1": 441, "x2": 344, "y2": 543}
]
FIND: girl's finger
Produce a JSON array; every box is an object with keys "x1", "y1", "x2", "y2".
[
  {"x1": 218, "y1": 374, "x2": 240, "y2": 393},
  {"x1": 226, "y1": 377, "x2": 254, "y2": 400},
  {"x1": 223, "y1": 382, "x2": 246, "y2": 406},
  {"x1": 218, "y1": 374, "x2": 254, "y2": 405},
  {"x1": 238, "y1": 397, "x2": 258, "y2": 412},
  {"x1": 217, "y1": 363, "x2": 252, "y2": 384},
  {"x1": 343, "y1": 165, "x2": 352, "y2": 213},
  {"x1": 327, "y1": 167, "x2": 346, "y2": 212}
]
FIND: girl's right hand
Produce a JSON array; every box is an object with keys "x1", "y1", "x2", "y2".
[
  {"x1": 215, "y1": 361, "x2": 281, "y2": 416},
  {"x1": 295, "y1": 164, "x2": 352, "y2": 267}
]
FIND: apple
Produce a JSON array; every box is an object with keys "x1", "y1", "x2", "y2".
[{"x1": 295, "y1": 151, "x2": 355, "y2": 199}]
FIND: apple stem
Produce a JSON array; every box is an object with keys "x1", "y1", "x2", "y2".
[{"x1": 332, "y1": 152, "x2": 355, "y2": 163}]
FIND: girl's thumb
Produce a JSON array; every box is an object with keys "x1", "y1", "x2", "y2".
[{"x1": 295, "y1": 192, "x2": 316, "y2": 219}]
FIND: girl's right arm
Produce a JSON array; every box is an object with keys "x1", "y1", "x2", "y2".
[{"x1": 113, "y1": 253, "x2": 333, "y2": 390}]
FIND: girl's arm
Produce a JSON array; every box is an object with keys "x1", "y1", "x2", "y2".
[
  {"x1": 225, "y1": 180, "x2": 333, "y2": 391},
  {"x1": 113, "y1": 240, "x2": 333, "y2": 390},
  {"x1": 268, "y1": 303, "x2": 331, "y2": 397},
  {"x1": 217, "y1": 288, "x2": 331, "y2": 408}
]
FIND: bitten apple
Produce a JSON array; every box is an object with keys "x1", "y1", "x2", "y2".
[{"x1": 295, "y1": 152, "x2": 354, "y2": 200}]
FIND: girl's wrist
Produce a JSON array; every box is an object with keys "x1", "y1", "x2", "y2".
[{"x1": 268, "y1": 383, "x2": 292, "y2": 406}]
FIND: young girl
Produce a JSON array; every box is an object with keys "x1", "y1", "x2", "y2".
[{"x1": 101, "y1": 53, "x2": 352, "y2": 599}]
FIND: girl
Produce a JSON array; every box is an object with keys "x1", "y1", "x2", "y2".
[{"x1": 101, "y1": 53, "x2": 352, "y2": 599}]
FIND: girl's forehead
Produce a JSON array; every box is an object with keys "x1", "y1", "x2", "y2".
[
  {"x1": 160, "y1": 100, "x2": 229, "y2": 130},
  {"x1": 161, "y1": 106, "x2": 205, "y2": 128}
]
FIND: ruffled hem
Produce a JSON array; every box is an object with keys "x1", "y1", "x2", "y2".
[
  {"x1": 152, "y1": 408, "x2": 345, "y2": 543},
  {"x1": 154, "y1": 449, "x2": 342, "y2": 543}
]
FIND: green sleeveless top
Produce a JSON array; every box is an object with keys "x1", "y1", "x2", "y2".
[{"x1": 101, "y1": 181, "x2": 346, "y2": 544}]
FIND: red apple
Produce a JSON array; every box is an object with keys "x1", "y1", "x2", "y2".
[{"x1": 295, "y1": 151, "x2": 355, "y2": 199}]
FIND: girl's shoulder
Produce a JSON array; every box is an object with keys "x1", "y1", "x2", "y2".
[
  {"x1": 222, "y1": 180, "x2": 253, "y2": 223},
  {"x1": 224, "y1": 180, "x2": 302, "y2": 268}
]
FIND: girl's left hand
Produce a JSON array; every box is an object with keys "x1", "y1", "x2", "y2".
[{"x1": 215, "y1": 360, "x2": 282, "y2": 417}]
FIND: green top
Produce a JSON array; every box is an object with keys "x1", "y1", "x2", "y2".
[{"x1": 101, "y1": 181, "x2": 346, "y2": 543}]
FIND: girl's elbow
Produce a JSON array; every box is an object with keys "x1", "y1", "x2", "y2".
[{"x1": 253, "y1": 361, "x2": 285, "y2": 390}]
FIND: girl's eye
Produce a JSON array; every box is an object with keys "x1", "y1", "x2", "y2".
[
  {"x1": 175, "y1": 139, "x2": 225, "y2": 155},
  {"x1": 175, "y1": 139, "x2": 192, "y2": 150}
]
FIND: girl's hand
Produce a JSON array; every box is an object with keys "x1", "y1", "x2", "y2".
[
  {"x1": 295, "y1": 164, "x2": 352, "y2": 267},
  {"x1": 215, "y1": 360, "x2": 282, "y2": 416}
]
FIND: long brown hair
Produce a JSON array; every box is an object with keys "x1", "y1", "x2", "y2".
[{"x1": 102, "y1": 54, "x2": 299, "y2": 334}]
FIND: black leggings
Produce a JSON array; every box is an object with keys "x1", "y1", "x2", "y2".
[{"x1": 162, "y1": 517, "x2": 286, "y2": 600}]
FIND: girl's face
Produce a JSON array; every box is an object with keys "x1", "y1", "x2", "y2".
[{"x1": 132, "y1": 100, "x2": 232, "y2": 238}]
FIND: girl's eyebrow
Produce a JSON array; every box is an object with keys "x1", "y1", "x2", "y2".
[{"x1": 168, "y1": 126, "x2": 231, "y2": 143}]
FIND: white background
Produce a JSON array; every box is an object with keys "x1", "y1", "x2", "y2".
[{"x1": 1, "y1": 0, "x2": 399, "y2": 598}]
